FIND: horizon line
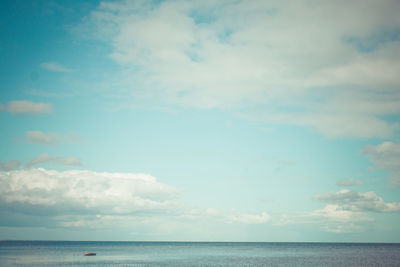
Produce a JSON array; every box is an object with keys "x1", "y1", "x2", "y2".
[{"x1": 1, "y1": 240, "x2": 399, "y2": 244}]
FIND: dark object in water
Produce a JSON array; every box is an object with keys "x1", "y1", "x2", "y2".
[{"x1": 84, "y1": 252, "x2": 96, "y2": 256}]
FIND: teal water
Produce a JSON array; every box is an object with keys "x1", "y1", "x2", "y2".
[{"x1": 1, "y1": 241, "x2": 399, "y2": 266}]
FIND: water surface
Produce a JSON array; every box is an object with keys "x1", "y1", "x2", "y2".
[{"x1": 1, "y1": 241, "x2": 399, "y2": 266}]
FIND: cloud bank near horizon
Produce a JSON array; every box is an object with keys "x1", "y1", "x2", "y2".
[
  {"x1": 1, "y1": 167, "x2": 398, "y2": 236},
  {"x1": 0, "y1": 168, "x2": 272, "y2": 233}
]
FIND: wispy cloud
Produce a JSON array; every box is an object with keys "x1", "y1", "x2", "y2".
[
  {"x1": 308, "y1": 204, "x2": 374, "y2": 233},
  {"x1": 6, "y1": 100, "x2": 53, "y2": 115},
  {"x1": 0, "y1": 160, "x2": 21, "y2": 171},
  {"x1": 230, "y1": 212, "x2": 270, "y2": 224},
  {"x1": 273, "y1": 189, "x2": 400, "y2": 233},
  {"x1": 19, "y1": 131, "x2": 82, "y2": 146},
  {"x1": 272, "y1": 205, "x2": 374, "y2": 234},
  {"x1": 26, "y1": 89, "x2": 75, "y2": 98},
  {"x1": 336, "y1": 179, "x2": 364, "y2": 187},
  {"x1": 24, "y1": 131, "x2": 59, "y2": 146},
  {"x1": 25, "y1": 154, "x2": 83, "y2": 168},
  {"x1": 314, "y1": 189, "x2": 400, "y2": 213},
  {"x1": 363, "y1": 142, "x2": 400, "y2": 186},
  {"x1": 84, "y1": 0, "x2": 400, "y2": 138},
  {"x1": 40, "y1": 62, "x2": 74, "y2": 72}
]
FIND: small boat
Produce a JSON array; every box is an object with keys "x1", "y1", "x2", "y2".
[{"x1": 84, "y1": 252, "x2": 96, "y2": 256}]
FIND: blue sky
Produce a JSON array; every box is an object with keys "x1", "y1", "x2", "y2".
[{"x1": 1, "y1": 0, "x2": 400, "y2": 242}]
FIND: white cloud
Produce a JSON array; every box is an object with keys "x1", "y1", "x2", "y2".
[
  {"x1": 21, "y1": 131, "x2": 81, "y2": 146},
  {"x1": 0, "y1": 167, "x2": 273, "y2": 236},
  {"x1": 0, "y1": 168, "x2": 180, "y2": 214},
  {"x1": 314, "y1": 189, "x2": 400, "y2": 213},
  {"x1": 273, "y1": 200, "x2": 378, "y2": 233},
  {"x1": 84, "y1": 0, "x2": 400, "y2": 138},
  {"x1": 0, "y1": 160, "x2": 21, "y2": 171},
  {"x1": 24, "y1": 131, "x2": 59, "y2": 146},
  {"x1": 6, "y1": 100, "x2": 53, "y2": 115},
  {"x1": 272, "y1": 206, "x2": 373, "y2": 234},
  {"x1": 274, "y1": 188, "x2": 399, "y2": 233},
  {"x1": 363, "y1": 141, "x2": 400, "y2": 186},
  {"x1": 26, "y1": 154, "x2": 83, "y2": 168},
  {"x1": 26, "y1": 89, "x2": 75, "y2": 98},
  {"x1": 311, "y1": 204, "x2": 373, "y2": 223},
  {"x1": 308, "y1": 205, "x2": 375, "y2": 233},
  {"x1": 40, "y1": 62, "x2": 74, "y2": 72},
  {"x1": 294, "y1": 111, "x2": 399, "y2": 139},
  {"x1": 309, "y1": 204, "x2": 374, "y2": 233},
  {"x1": 230, "y1": 212, "x2": 270, "y2": 224},
  {"x1": 336, "y1": 179, "x2": 364, "y2": 187}
]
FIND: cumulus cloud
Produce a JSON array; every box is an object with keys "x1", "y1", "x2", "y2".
[
  {"x1": 336, "y1": 179, "x2": 364, "y2": 187},
  {"x1": 308, "y1": 204, "x2": 374, "y2": 233},
  {"x1": 6, "y1": 100, "x2": 52, "y2": 115},
  {"x1": 40, "y1": 62, "x2": 74, "y2": 72},
  {"x1": 0, "y1": 168, "x2": 180, "y2": 215},
  {"x1": 310, "y1": 204, "x2": 373, "y2": 223},
  {"x1": 0, "y1": 160, "x2": 21, "y2": 171},
  {"x1": 84, "y1": 0, "x2": 400, "y2": 138},
  {"x1": 0, "y1": 167, "x2": 273, "y2": 234},
  {"x1": 314, "y1": 189, "x2": 400, "y2": 213},
  {"x1": 26, "y1": 154, "x2": 83, "y2": 168},
  {"x1": 273, "y1": 189, "x2": 400, "y2": 233},
  {"x1": 363, "y1": 141, "x2": 400, "y2": 186},
  {"x1": 273, "y1": 189, "x2": 394, "y2": 233}
]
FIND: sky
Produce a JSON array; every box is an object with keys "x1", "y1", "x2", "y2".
[{"x1": 0, "y1": 0, "x2": 400, "y2": 242}]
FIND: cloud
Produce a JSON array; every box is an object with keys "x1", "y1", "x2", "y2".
[
  {"x1": 230, "y1": 212, "x2": 270, "y2": 224},
  {"x1": 83, "y1": 0, "x2": 400, "y2": 138},
  {"x1": 26, "y1": 154, "x2": 83, "y2": 168},
  {"x1": 26, "y1": 89, "x2": 75, "y2": 98},
  {"x1": 309, "y1": 188, "x2": 400, "y2": 232},
  {"x1": 6, "y1": 100, "x2": 53, "y2": 115},
  {"x1": 272, "y1": 205, "x2": 374, "y2": 234},
  {"x1": 40, "y1": 62, "x2": 74, "y2": 72},
  {"x1": 0, "y1": 168, "x2": 180, "y2": 215},
  {"x1": 310, "y1": 204, "x2": 373, "y2": 223},
  {"x1": 336, "y1": 179, "x2": 364, "y2": 187},
  {"x1": 24, "y1": 131, "x2": 59, "y2": 145},
  {"x1": 20, "y1": 131, "x2": 81, "y2": 146},
  {"x1": 314, "y1": 189, "x2": 400, "y2": 213},
  {"x1": 363, "y1": 141, "x2": 400, "y2": 186},
  {"x1": 273, "y1": 188, "x2": 400, "y2": 233},
  {"x1": 272, "y1": 189, "x2": 393, "y2": 233},
  {"x1": 0, "y1": 167, "x2": 273, "y2": 235},
  {"x1": 0, "y1": 160, "x2": 21, "y2": 171},
  {"x1": 308, "y1": 204, "x2": 374, "y2": 233}
]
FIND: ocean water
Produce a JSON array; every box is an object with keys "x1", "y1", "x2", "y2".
[{"x1": 0, "y1": 241, "x2": 399, "y2": 266}]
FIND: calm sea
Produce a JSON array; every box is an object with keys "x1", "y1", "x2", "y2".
[{"x1": 0, "y1": 241, "x2": 399, "y2": 266}]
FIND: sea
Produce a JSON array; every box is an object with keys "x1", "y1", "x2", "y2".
[{"x1": 0, "y1": 241, "x2": 399, "y2": 266}]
